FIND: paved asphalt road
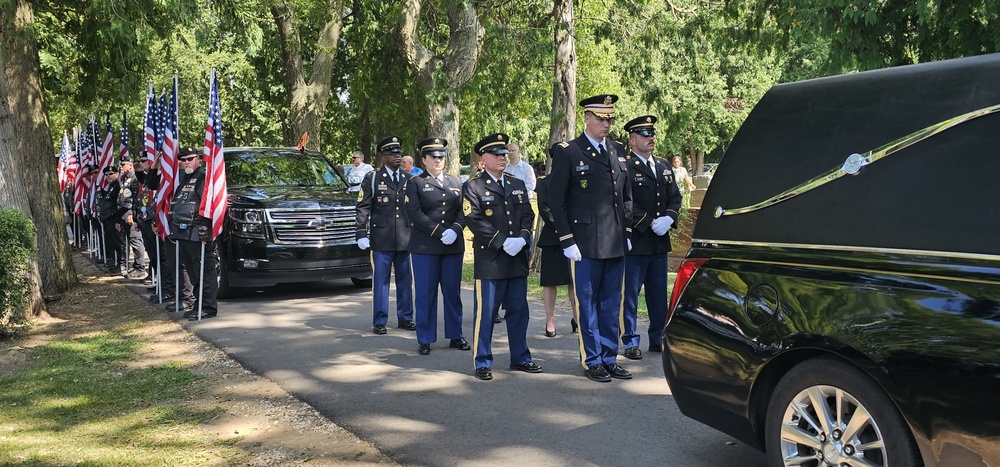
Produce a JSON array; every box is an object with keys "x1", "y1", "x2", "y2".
[{"x1": 143, "y1": 279, "x2": 767, "y2": 467}]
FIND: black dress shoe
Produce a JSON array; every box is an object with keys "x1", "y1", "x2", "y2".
[
  {"x1": 398, "y1": 320, "x2": 416, "y2": 331},
  {"x1": 510, "y1": 361, "x2": 543, "y2": 373},
  {"x1": 544, "y1": 329, "x2": 557, "y2": 338},
  {"x1": 624, "y1": 346, "x2": 643, "y2": 360},
  {"x1": 604, "y1": 363, "x2": 633, "y2": 380},
  {"x1": 585, "y1": 366, "x2": 612, "y2": 382},
  {"x1": 492, "y1": 314, "x2": 502, "y2": 324},
  {"x1": 418, "y1": 344, "x2": 431, "y2": 355},
  {"x1": 449, "y1": 338, "x2": 471, "y2": 350},
  {"x1": 373, "y1": 324, "x2": 387, "y2": 335},
  {"x1": 188, "y1": 313, "x2": 216, "y2": 321},
  {"x1": 648, "y1": 344, "x2": 663, "y2": 353},
  {"x1": 571, "y1": 319, "x2": 578, "y2": 333},
  {"x1": 475, "y1": 367, "x2": 493, "y2": 380}
]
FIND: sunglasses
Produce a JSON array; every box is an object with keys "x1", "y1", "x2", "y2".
[{"x1": 179, "y1": 156, "x2": 198, "y2": 162}]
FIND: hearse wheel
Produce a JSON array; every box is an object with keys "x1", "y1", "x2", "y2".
[
  {"x1": 765, "y1": 357, "x2": 921, "y2": 467},
  {"x1": 351, "y1": 277, "x2": 373, "y2": 288}
]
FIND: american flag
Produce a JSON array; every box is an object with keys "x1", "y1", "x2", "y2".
[
  {"x1": 143, "y1": 84, "x2": 157, "y2": 162},
  {"x1": 72, "y1": 125, "x2": 90, "y2": 214},
  {"x1": 118, "y1": 108, "x2": 130, "y2": 166},
  {"x1": 155, "y1": 75, "x2": 179, "y2": 239},
  {"x1": 199, "y1": 69, "x2": 227, "y2": 240},
  {"x1": 90, "y1": 114, "x2": 115, "y2": 213},
  {"x1": 58, "y1": 131, "x2": 72, "y2": 193},
  {"x1": 157, "y1": 92, "x2": 167, "y2": 153}
]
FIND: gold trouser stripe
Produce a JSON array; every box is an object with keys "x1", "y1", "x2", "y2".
[
  {"x1": 472, "y1": 279, "x2": 483, "y2": 365},
  {"x1": 618, "y1": 265, "x2": 626, "y2": 341},
  {"x1": 571, "y1": 261, "x2": 588, "y2": 370}
]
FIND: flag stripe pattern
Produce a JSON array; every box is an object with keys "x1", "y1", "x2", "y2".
[
  {"x1": 155, "y1": 76, "x2": 179, "y2": 238},
  {"x1": 199, "y1": 69, "x2": 227, "y2": 240},
  {"x1": 144, "y1": 84, "x2": 157, "y2": 163}
]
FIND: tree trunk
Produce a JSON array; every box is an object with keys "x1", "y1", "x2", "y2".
[
  {"x1": 271, "y1": 0, "x2": 344, "y2": 151},
  {"x1": 1, "y1": 0, "x2": 76, "y2": 312},
  {"x1": 548, "y1": 0, "x2": 576, "y2": 153},
  {"x1": 398, "y1": 0, "x2": 483, "y2": 176}
]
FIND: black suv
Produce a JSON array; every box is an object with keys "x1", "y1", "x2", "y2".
[
  {"x1": 663, "y1": 54, "x2": 1000, "y2": 467},
  {"x1": 218, "y1": 147, "x2": 371, "y2": 298}
]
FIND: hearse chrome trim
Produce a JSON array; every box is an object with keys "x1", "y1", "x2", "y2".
[
  {"x1": 714, "y1": 103, "x2": 1000, "y2": 218},
  {"x1": 692, "y1": 238, "x2": 1000, "y2": 262}
]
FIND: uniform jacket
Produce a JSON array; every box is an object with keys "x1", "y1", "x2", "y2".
[
  {"x1": 534, "y1": 176, "x2": 560, "y2": 248},
  {"x1": 118, "y1": 171, "x2": 139, "y2": 222},
  {"x1": 542, "y1": 133, "x2": 632, "y2": 259},
  {"x1": 168, "y1": 166, "x2": 211, "y2": 242},
  {"x1": 356, "y1": 166, "x2": 410, "y2": 251},
  {"x1": 626, "y1": 152, "x2": 683, "y2": 255},
  {"x1": 403, "y1": 172, "x2": 466, "y2": 256},
  {"x1": 135, "y1": 169, "x2": 158, "y2": 223},
  {"x1": 99, "y1": 180, "x2": 121, "y2": 222},
  {"x1": 462, "y1": 172, "x2": 534, "y2": 280}
]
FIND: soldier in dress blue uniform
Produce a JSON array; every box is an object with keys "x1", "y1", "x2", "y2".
[
  {"x1": 356, "y1": 136, "x2": 415, "y2": 335},
  {"x1": 541, "y1": 94, "x2": 634, "y2": 383},
  {"x1": 621, "y1": 115, "x2": 682, "y2": 359},
  {"x1": 403, "y1": 137, "x2": 470, "y2": 355},
  {"x1": 462, "y1": 133, "x2": 541, "y2": 381}
]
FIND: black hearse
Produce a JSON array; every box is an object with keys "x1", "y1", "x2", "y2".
[
  {"x1": 218, "y1": 147, "x2": 371, "y2": 298},
  {"x1": 663, "y1": 54, "x2": 1000, "y2": 467}
]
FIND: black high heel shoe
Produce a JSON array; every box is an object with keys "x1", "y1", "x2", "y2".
[
  {"x1": 571, "y1": 319, "x2": 578, "y2": 333},
  {"x1": 544, "y1": 328, "x2": 557, "y2": 337}
]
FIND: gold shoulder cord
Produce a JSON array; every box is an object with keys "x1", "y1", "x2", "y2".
[{"x1": 715, "y1": 103, "x2": 1000, "y2": 218}]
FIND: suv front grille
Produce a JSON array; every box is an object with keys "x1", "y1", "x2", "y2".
[{"x1": 267, "y1": 207, "x2": 356, "y2": 244}]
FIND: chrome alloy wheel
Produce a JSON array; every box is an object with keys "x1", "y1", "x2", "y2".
[{"x1": 778, "y1": 384, "x2": 886, "y2": 467}]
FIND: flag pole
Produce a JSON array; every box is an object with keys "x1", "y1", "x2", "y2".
[{"x1": 197, "y1": 242, "x2": 206, "y2": 321}]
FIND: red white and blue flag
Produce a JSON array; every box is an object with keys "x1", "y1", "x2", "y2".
[
  {"x1": 72, "y1": 124, "x2": 92, "y2": 214},
  {"x1": 199, "y1": 69, "x2": 227, "y2": 240},
  {"x1": 155, "y1": 75, "x2": 179, "y2": 238},
  {"x1": 118, "y1": 108, "x2": 130, "y2": 164},
  {"x1": 58, "y1": 131, "x2": 72, "y2": 193},
  {"x1": 90, "y1": 114, "x2": 115, "y2": 213},
  {"x1": 143, "y1": 84, "x2": 157, "y2": 162}
]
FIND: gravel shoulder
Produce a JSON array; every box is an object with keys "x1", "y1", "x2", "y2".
[{"x1": 0, "y1": 253, "x2": 397, "y2": 466}]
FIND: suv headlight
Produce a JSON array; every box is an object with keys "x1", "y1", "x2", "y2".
[{"x1": 229, "y1": 208, "x2": 266, "y2": 239}]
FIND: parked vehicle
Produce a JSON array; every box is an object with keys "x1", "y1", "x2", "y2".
[
  {"x1": 218, "y1": 147, "x2": 371, "y2": 298},
  {"x1": 663, "y1": 53, "x2": 1000, "y2": 467}
]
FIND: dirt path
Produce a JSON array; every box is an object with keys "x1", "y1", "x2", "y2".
[{"x1": 1, "y1": 253, "x2": 396, "y2": 466}]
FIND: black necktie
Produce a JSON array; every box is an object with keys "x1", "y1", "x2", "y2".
[
  {"x1": 392, "y1": 172, "x2": 398, "y2": 184},
  {"x1": 599, "y1": 144, "x2": 608, "y2": 158}
]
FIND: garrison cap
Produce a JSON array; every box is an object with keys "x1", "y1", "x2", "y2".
[
  {"x1": 580, "y1": 94, "x2": 618, "y2": 118},
  {"x1": 624, "y1": 115, "x2": 657, "y2": 137},
  {"x1": 474, "y1": 133, "x2": 510, "y2": 156},
  {"x1": 418, "y1": 137, "x2": 448, "y2": 158},
  {"x1": 377, "y1": 136, "x2": 403, "y2": 154},
  {"x1": 178, "y1": 146, "x2": 200, "y2": 158}
]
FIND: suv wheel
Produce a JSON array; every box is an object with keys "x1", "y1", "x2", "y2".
[
  {"x1": 350, "y1": 277, "x2": 372, "y2": 288},
  {"x1": 765, "y1": 357, "x2": 921, "y2": 467}
]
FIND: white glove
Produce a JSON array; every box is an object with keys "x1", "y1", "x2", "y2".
[
  {"x1": 440, "y1": 229, "x2": 458, "y2": 245},
  {"x1": 562, "y1": 244, "x2": 582, "y2": 262},
  {"x1": 502, "y1": 237, "x2": 527, "y2": 256},
  {"x1": 651, "y1": 216, "x2": 674, "y2": 236},
  {"x1": 357, "y1": 237, "x2": 370, "y2": 250}
]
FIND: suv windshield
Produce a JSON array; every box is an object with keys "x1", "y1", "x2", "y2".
[{"x1": 226, "y1": 148, "x2": 348, "y2": 189}]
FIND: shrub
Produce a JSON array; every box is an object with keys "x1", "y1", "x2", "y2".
[{"x1": 0, "y1": 208, "x2": 36, "y2": 337}]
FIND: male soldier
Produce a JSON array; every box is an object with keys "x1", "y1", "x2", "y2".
[
  {"x1": 100, "y1": 165, "x2": 124, "y2": 274},
  {"x1": 542, "y1": 94, "x2": 633, "y2": 383},
  {"x1": 621, "y1": 115, "x2": 682, "y2": 359},
  {"x1": 169, "y1": 146, "x2": 218, "y2": 321},
  {"x1": 117, "y1": 156, "x2": 147, "y2": 279},
  {"x1": 356, "y1": 136, "x2": 415, "y2": 334},
  {"x1": 463, "y1": 133, "x2": 541, "y2": 381}
]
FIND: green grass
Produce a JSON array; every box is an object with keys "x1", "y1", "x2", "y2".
[{"x1": 0, "y1": 326, "x2": 243, "y2": 466}]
